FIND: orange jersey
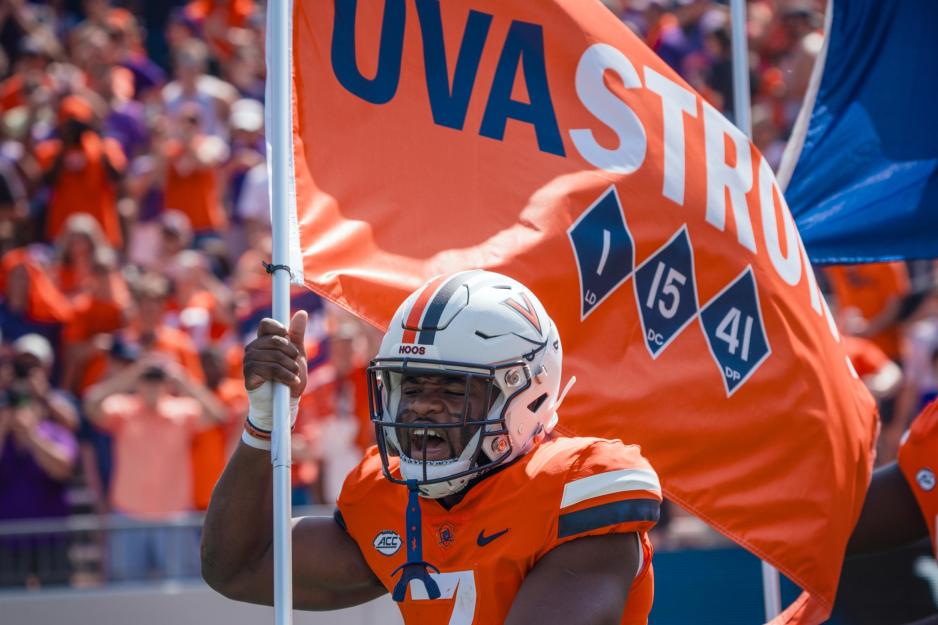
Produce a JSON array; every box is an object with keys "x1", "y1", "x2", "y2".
[
  {"x1": 337, "y1": 436, "x2": 661, "y2": 625},
  {"x1": 897, "y1": 400, "x2": 938, "y2": 557},
  {"x1": 826, "y1": 262, "x2": 909, "y2": 358},
  {"x1": 842, "y1": 335, "x2": 891, "y2": 379}
]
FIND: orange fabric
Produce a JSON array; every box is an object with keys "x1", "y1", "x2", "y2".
[
  {"x1": 185, "y1": 0, "x2": 253, "y2": 25},
  {"x1": 35, "y1": 135, "x2": 126, "y2": 247},
  {"x1": 170, "y1": 289, "x2": 231, "y2": 342},
  {"x1": 190, "y1": 378, "x2": 247, "y2": 509},
  {"x1": 0, "y1": 248, "x2": 74, "y2": 323},
  {"x1": 292, "y1": 394, "x2": 320, "y2": 486},
  {"x1": 154, "y1": 325, "x2": 205, "y2": 382},
  {"x1": 225, "y1": 343, "x2": 245, "y2": 380},
  {"x1": 98, "y1": 394, "x2": 202, "y2": 520},
  {"x1": 77, "y1": 351, "x2": 108, "y2": 395},
  {"x1": 843, "y1": 335, "x2": 891, "y2": 380},
  {"x1": 0, "y1": 74, "x2": 26, "y2": 112},
  {"x1": 645, "y1": 13, "x2": 679, "y2": 51},
  {"x1": 897, "y1": 399, "x2": 938, "y2": 558},
  {"x1": 827, "y1": 262, "x2": 910, "y2": 359},
  {"x1": 58, "y1": 95, "x2": 94, "y2": 125},
  {"x1": 55, "y1": 265, "x2": 84, "y2": 298},
  {"x1": 163, "y1": 140, "x2": 226, "y2": 232},
  {"x1": 0, "y1": 74, "x2": 59, "y2": 112},
  {"x1": 184, "y1": 0, "x2": 254, "y2": 59},
  {"x1": 63, "y1": 294, "x2": 127, "y2": 344},
  {"x1": 124, "y1": 324, "x2": 205, "y2": 381},
  {"x1": 290, "y1": 3, "x2": 877, "y2": 621},
  {"x1": 338, "y1": 436, "x2": 659, "y2": 624}
]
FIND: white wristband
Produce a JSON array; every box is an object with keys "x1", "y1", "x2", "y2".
[{"x1": 243, "y1": 382, "x2": 300, "y2": 450}]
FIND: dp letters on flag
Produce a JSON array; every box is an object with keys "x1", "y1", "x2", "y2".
[{"x1": 280, "y1": 1, "x2": 876, "y2": 622}]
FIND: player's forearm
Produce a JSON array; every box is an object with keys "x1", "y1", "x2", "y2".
[{"x1": 201, "y1": 441, "x2": 275, "y2": 594}]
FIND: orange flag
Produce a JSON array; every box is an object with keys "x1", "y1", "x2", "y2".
[{"x1": 283, "y1": 1, "x2": 877, "y2": 621}]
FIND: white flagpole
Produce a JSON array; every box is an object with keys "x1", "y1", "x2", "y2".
[
  {"x1": 730, "y1": 0, "x2": 752, "y2": 136},
  {"x1": 729, "y1": 0, "x2": 781, "y2": 620},
  {"x1": 266, "y1": 1, "x2": 294, "y2": 624}
]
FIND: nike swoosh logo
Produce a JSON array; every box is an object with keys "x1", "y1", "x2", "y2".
[{"x1": 477, "y1": 528, "x2": 509, "y2": 547}]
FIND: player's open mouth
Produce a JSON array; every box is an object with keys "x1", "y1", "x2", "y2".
[{"x1": 409, "y1": 427, "x2": 453, "y2": 461}]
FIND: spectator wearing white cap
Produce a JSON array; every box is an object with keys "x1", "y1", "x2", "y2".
[
  {"x1": 9, "y1": 333, "x2": 79, "y2": 431},
  {"x1": 0, "y1": 333, "x2": 79, "y2": 588}
]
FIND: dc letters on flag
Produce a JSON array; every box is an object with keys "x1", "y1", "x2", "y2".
[{"x1": 284, "y1": 1, "x2": 877, "y2": 622}]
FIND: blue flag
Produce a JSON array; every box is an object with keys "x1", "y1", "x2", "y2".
[{"x1": 778, "y1": 0, "x2": 938, "y2": 265}]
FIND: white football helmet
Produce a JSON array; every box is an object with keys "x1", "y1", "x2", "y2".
[{"x1": 368, "y1": 270, "x2": 572, "y2": 498}]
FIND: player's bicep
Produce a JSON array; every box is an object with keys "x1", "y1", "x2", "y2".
[
  {"x1": 505, "y1": 532, "x2": 640, "y2": 625},
  {"x1": 226, "y1": 515, "x2": 386, "y2": 610},
  {"x1": 292, "y1": 515, "x2": 387, "y2": 610},
  {"x1": 847, "y1": 462, "x2": 928, "y2": 555}
]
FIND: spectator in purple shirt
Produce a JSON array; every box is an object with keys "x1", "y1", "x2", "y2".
[{"x1": 0, "y1": 333, "x2": 78, "y2": 588}]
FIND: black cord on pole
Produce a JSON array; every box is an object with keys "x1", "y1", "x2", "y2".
[{"x1": 262, "y1": 260, "x2": 294, "y2": 280}]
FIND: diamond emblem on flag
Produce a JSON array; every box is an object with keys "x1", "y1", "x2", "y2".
[
  {"x1": 567, "y1": 186, "x2": 635, "y2": 319},
  {"x1": 633, "y1": 227, "x2": 699, "y2": 358},
  {"x1": 699, "y1": 267, "x2": 771, "y2": 396}
]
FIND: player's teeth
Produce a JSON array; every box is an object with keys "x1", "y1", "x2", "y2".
[{"x1": 414, "y1": 428, "x2": 442, "y2": 440}]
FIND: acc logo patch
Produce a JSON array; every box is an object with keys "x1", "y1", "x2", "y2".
[
  {"x1": 917, "y1": 469, "x2": 936, "y2": 492},
  {"x1": 373, "y1": 530, "x2": 402, "y2": 556}
]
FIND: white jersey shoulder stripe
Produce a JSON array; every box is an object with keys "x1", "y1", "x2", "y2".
[{"x1": 561, "y1": 468, "x2": 661, "y2": 509}]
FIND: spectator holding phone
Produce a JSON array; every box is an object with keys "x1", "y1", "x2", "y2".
[
  {"x1": 35, "y1": 95, "x2": 127, "y2": 249},
  {"x1": 83, "y1": 351, "x2": 226, "y2": 581},
  {"x1": 0, "y1": 334, "x2": 78, "y2": 588}
]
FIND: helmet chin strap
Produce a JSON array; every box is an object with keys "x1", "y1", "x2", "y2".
[
  {"x1": 390, "y1": 480, "x2": 440, "y2": 602},
  {"x1": 544, "y1": 376, "x2": 576, "y2": 433},
  {"x1": 552, "y1": 376, "x2": 577, "y2": 413}
]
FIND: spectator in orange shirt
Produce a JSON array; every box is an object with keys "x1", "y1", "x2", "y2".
[
  {"x1": 126, "y1": 272, "x2": 204, "y2": 382},
  {"x1": 166, "y1": 250, "x2": 234, "y2": 350},
  {"x1": 52, "y1": 212, "x2": 110, "y2": 300},
  {"x1": 843, "y1": 333, "x2": 905, "y2": 464},
  {"x1": 845, "y1": 335, "x2": 903, "y2": 401},
  {"x1": 83, "y1": 352, "x2": 225, "y2": 581},
  {"x1": 161, "y1": 103, "x2": 229, "y2": 240},
  {"x1": 0, "y1": 36, "x2": 56, "y2": 114},
  {"x1": 183, "y1": 0, "x2": 256, "y2": 63},
  {"x1": 0, "y1": 247, "x2": 73, "y2": 359},
  {"x1": 827, "y1": 262, "x2": 911, "y2": 361},
  {"x1": 62, "y1": 247, "x2": 130, "y2": 395},
  {"x1": 190, "y1": 346, "x2": 246, "y2": 511},
  {"x1": 35, "y1": 95, "x2": 127, "y2": 249}
]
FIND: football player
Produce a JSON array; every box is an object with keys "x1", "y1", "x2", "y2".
[
  {"x1": 202, "y1": 271, "x2": 662, "y2": 624},
  {"x1": 847, "y1": 399, "x2": 938, "y2": 624}
]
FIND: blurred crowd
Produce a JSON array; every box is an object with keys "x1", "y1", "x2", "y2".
[{"x1": 0, "y1": 0, "x2": 935, "y2": 589}]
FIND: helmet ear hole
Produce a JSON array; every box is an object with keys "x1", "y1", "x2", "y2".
[{"x1": 527, "y1": 393, "x2": 548, "y2": 413}]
